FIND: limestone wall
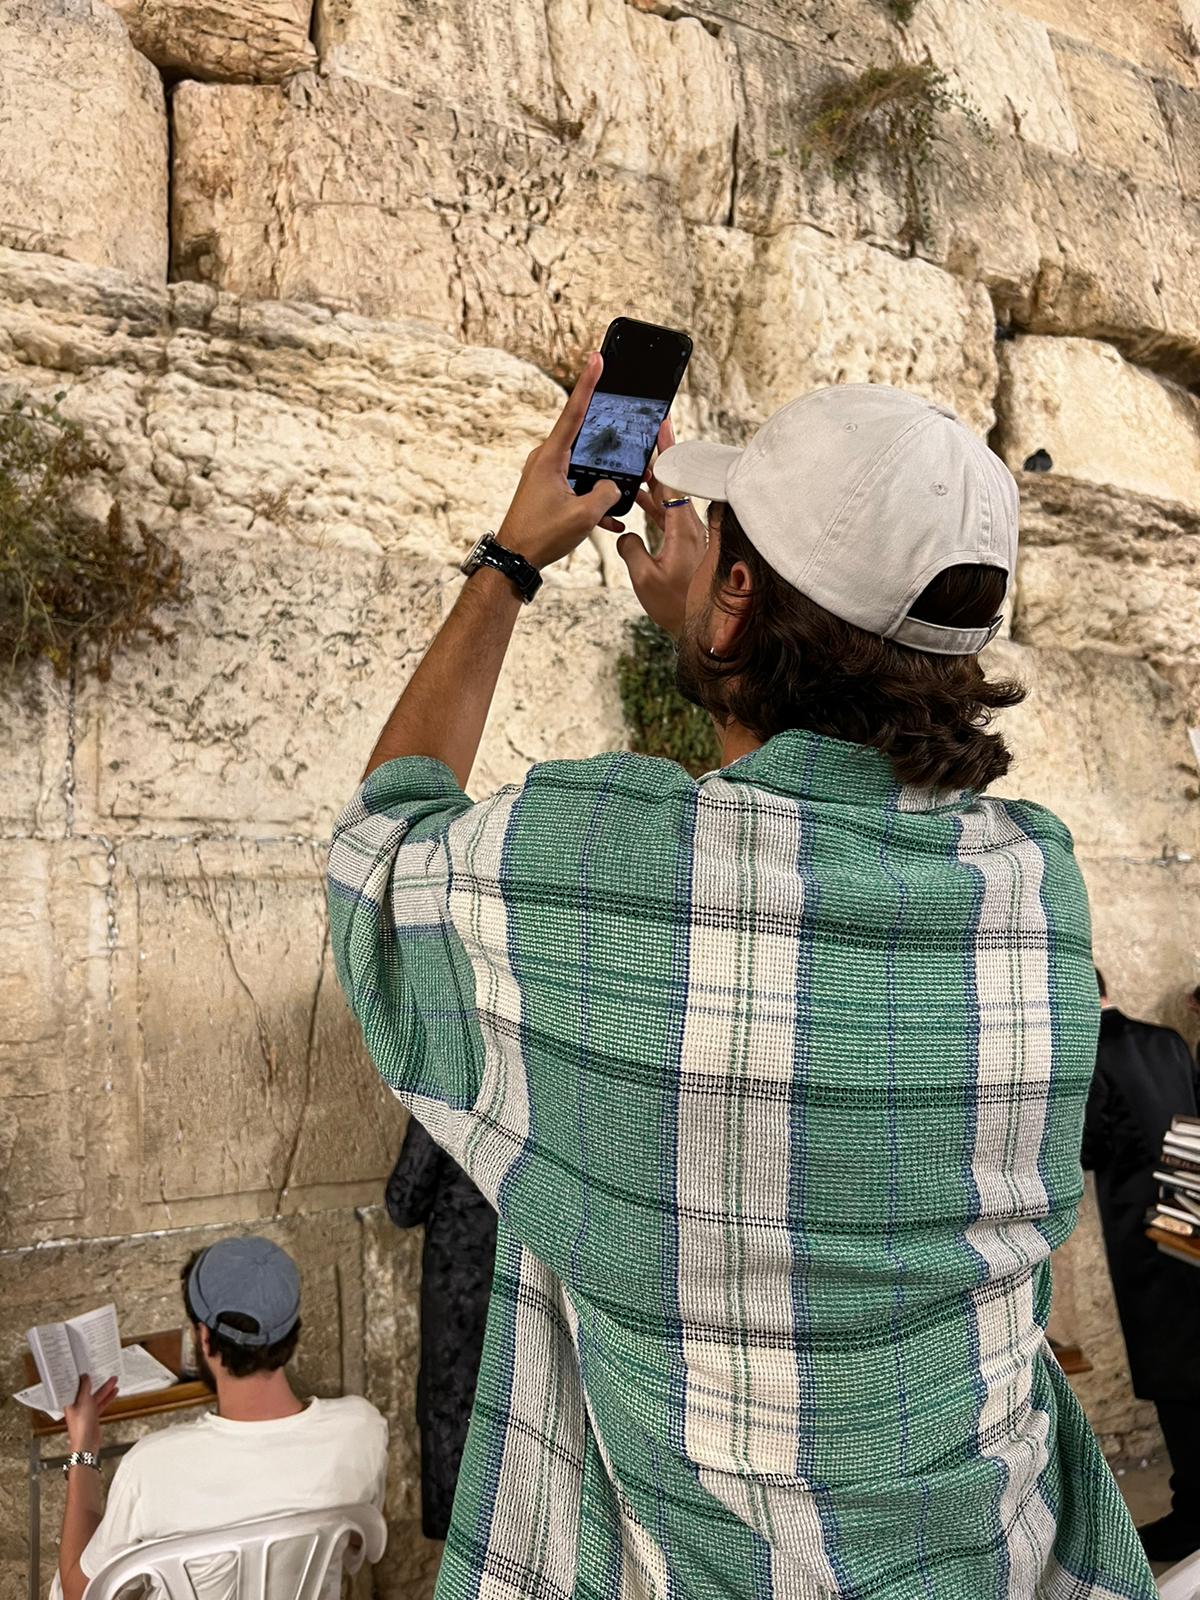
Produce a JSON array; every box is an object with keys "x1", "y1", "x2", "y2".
[{"x1": 2, "y1": 0, "x2": 1200, "y2": 1593}]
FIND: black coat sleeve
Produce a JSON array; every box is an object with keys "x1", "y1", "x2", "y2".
[
  {"x1": 385, "y1": 1115, "x2": 445, "y2": 1228},
  {"x1": 1080, "y1": 1062, "x2": 1110, "y2": 1173}
]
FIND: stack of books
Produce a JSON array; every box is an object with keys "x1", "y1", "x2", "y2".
[{"x1": 1146, "y1": 1116, "x2": 1200, "y2": 1264}]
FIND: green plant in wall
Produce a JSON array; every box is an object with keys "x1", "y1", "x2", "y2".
[
  {"x1": 0, "y1": 394, "x2": 186, "y2": 680},
  {"x1": 799, "y1": 60, "x2": 988, "y2": 243},
  {"x1": 878, "y1": 0, "x2": 921, "y2": 22},
  {"x1": 617, "y1": 615, "x2": 722, "y2": 778}
]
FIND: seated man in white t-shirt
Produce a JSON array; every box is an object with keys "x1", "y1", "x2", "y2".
[{"x1": 55, "y1": 1236, "x2": 388, "y2": 1600}]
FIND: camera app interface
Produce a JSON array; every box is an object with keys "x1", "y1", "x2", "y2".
[{"x1": 570, "y1": 325, "x2": 687, "y2": 482}]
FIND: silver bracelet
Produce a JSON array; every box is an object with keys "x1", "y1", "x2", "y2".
[{"x1": 63, "y1": 1450, "x2": 102, "y2": 1477}]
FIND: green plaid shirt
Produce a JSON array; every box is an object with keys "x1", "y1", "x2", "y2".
[{"x1": 329, "y1": 730, "x2": 1154, "y2": 1599}]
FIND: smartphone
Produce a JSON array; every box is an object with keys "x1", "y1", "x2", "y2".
[{"x1": 569, "y1": 318, "x2": 693, "y2": 518}]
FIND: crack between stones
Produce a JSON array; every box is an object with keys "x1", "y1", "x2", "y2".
[{"x1": 274, "y1": 915, "x2": 328, "y2": 1212}]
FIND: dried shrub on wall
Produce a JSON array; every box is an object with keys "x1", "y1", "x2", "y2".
[
  {"x1": 0, "y1": 395, "x2": 186, "y2": 680},
  {"x1": 617, "y1": 615, "x2": 722, "y2": 778},
  {"x1": 879, "y1": 0, "x2": 920, "y2": 22},
  {"x1": 800, "y1": 62, "x2": 988, "y2": 241}
]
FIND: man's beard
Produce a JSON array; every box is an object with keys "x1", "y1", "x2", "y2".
[
  {"x1": 674, "y1": 605, "x2": 713, "y2": 713},
  {"x1": 194, "y1": 1334, "x2": 217, "y2": 1391}
]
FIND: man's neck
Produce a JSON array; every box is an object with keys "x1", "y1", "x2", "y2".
[
  {"x1": 214, "y1": 1368, "x2": 305, "y2": 1423},
  {"x1": 719, "y1": 720, "x2": 762, "y2": 768}
]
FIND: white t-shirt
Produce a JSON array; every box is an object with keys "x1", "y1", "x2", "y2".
[{"x1": 56, "y1": 1396, "x2": 388, "y2": 1600}]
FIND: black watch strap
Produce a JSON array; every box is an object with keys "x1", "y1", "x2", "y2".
[{"x1": 461, "y1": 533, "x2": 543, "y2": 604}]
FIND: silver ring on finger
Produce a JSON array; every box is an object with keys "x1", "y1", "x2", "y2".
[{"x1": 662, "y1": 496, "x2": 690, "y2": 509}]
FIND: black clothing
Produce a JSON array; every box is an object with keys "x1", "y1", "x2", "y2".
[
  {"x1": 1082, "y1": 1008, "x2": 1200, "y2": 1403},
  {"x1": 1155, "y1": 1399, "x2": 1200, "y2": 1533},
  {"x1": 386, "y1": 1117, "x2": 497, "y2": 1541}
]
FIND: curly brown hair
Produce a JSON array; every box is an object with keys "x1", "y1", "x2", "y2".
[{"x1": 679, "y1": 504, "x2": 1026, "y2": 793}]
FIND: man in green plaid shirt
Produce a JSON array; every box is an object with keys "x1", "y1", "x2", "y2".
[{"x1": 329, "y1": 361, "x2": 1155, "y2": 1598}]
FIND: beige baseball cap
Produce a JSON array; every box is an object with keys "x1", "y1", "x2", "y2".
[{"x1": 654, "y1": 384, "x2": 1018, "y2": 656}]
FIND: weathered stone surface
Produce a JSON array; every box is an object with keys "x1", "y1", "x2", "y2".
[
  {"x1": 363, "y1": 1206, "x2": 443, "y2": 1600},
  {"x1": 1017, "y1": 148, "x2": 1164, "y2": 352},
  {"x1": 314, "y1": 0, "x2": 556, "y2": 131},
  {"x1": 0, "y1": 842, "x2": 110, "y2": 1246},
  {"x1": 697, "y1": 224, "x2": 998, "y2": 434},
  {"x1": 0, "y1": 672, "x2": 69, "y2": 837},
  {"x1": 109, "y1": 0, "x2": 316, "y2": 82},
  {"x1": 996, "y1": 336, "x2": 1200, "y2": 509},
  {"x1": 117, "y1": 839, "x2": 403, "y2": 1210},
  {"x1": 907, "y1": 0, "x2": 1079, "y2": 154},
  {"x1": 0, "y1": 0, "x2": 167, "y2": 280},
  {"x1": 993, "y1": 642, "x2": 1200, "y2": 864},
  {"x1": 171, "y1": 74, "x2": 694, "y2": 384},
  {"x1": 0, "y1": 250, "x2": 634, "y2": 828},
  {"x1": 1053, "y1": 37, "x2": 1175, "y2": 184},
  {"x1": 1156, "y1": 76, "x2": 1200, "y2": 199},
  {"x1": 1002, "y1": 0, "x2": 1197, "y2": 85},
  {"x1": 545, "y1": 0, "x2": 738, "y2": 223},
  {"x1": 1013, "y1": 476, "x2": 1200, "y2": 709}
]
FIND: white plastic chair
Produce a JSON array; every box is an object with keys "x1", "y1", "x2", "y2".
[
  {"x1": 1159, "y1": 1550, "x2": 1200, "y2": 1599},
  {"x1": 81, "y1": 1503, "x2": 387, "y2": 1600}
]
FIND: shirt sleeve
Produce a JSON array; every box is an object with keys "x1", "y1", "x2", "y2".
[
  {"x1": 78, "y1": 1452, "x2": 144, "y2": 1579},
  {"x1": 328, "y1": 756, "x2": 493, "y2": 1109},
  {"x1": 328, "y1": 754, "x2": 530, "y2": 1196}
]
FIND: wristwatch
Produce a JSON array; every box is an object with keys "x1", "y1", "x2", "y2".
[
  {"x1": 461, "y1": 532, "x2": 542, "y2": 604},
  {"x1": 63, "y1": 1450, "x2": 102, "y2": 1476}
]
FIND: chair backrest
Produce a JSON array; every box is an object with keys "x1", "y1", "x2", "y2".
[
  {"x1": 81, "y1": 1503, "x2": 387, "y2": 1600},
  {"x1": 1159, "y1": 1550, "x2": 1200, "y2": 1600}
]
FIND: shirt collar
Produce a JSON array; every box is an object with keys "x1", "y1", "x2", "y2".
[{"x1": 713, "y1": 727, "x2": 974, "y2": 814}]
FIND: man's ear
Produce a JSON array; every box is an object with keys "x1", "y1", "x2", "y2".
[
  {"x1": 711, "y1": 559, "x2": 753, "y2": 659},
  {"x1": 198, "y1": 1323, "x2": 214, "y2": 1361}
]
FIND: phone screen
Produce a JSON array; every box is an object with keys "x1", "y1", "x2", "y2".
[{"x1": 570, "y1": 320, "x2": 692, "y2": 512}]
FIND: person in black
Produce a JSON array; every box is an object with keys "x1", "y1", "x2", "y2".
[
  {"x1": 386, "y1": 1116, "x2": 497, "y2": 1540},
  {"x1": 1083, "y1": 968, "x2": 1200, "y2": 1562}
]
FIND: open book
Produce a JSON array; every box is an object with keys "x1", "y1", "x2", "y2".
[{"x1": 13, "y1": 1304, "x2": 175, "y2": 1420}]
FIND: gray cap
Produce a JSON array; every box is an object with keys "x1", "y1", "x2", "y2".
[
  {"x1": 187, "y1": 1237, "x2": 301, "y2": 1348},
  {"x1": 654, "y1": 384, "x2": 1018, "y2": 656}
]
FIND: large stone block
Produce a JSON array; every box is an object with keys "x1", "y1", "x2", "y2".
[
  {"x1": 545, "y1": 0, "x2": 739, "y2": 223},
  {"x1": 696, "y1": 224, "x2": 998, "y2": 434},
  {"x1": 109, "y1": 0, "x2": 316, "y2": 82},
  {"x1": 726, "y1": 25, "x2": 1043, "y2": 313},
  {"x1": 171, "y1": 74, "x2": 694, "y2": 384},
  {"x1": 906, "y1": 0, "x2": 1079, "y2": 154},
  {"x1": 111, "y1": 838, "x2": 403, "y2": 1213},
  {"x1": 0, "y1": 0, "x2": 167, "y2": 280},
  {"x1": 0, "y1": 842, "x2": 111, "y2": 1247},
  {"x1": 314, "y1": 0, "x2": 557, "y2": 132},
  {"x1": 1085, "y1": 859, "x2": 1200, "y2": 1036},
  {"x1": 1017, "y1": 148, "x2": 1164, "y2": 354},
  {"x1": 0, "y1": 251, "x2": 632, "y2": 834},
  {"x1": 995, "y1": 336, "x2": 1200, "y2": 509},
  {"x1": 1002, "y1": 0, "x2": 1197, "y2": 84},
  {"x1": 993, "y1": 642, "x2": 1200, "y2": 864},
  {"x1": 1014, "y1": 475, "x2": 1200, "y2": 701},
  {"x1": 1052, "y1": 36, "x2": 1175, "y2": 185}
]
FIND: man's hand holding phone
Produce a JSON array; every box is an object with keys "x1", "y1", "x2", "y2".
[
  {"x1": 497, "y1": 354, "x2": 625, "y2": 569},
  {"x1": 618, "y1": 416, "x2": 709, "y2": 639}
]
